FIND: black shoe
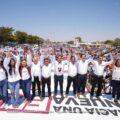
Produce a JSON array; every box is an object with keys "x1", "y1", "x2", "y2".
[
  {"x1": 96, "y1": 96, "x2": 100, "y2": 100},
  {"x1": 114, "y1": 99, "x2": 118, "y2": 103},
  {"x1": 31, "y1": 96, "x2": 35, "y2": 101}
]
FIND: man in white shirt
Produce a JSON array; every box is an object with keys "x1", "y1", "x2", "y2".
[
  {"x1": 90, "y1": 55, "x2": 113, "y2": 99},
  {"x1": 41, "y1": 57, "x2": 52, "y2": 100},
  {"x1": 31, "y1": 55, "x2": 41, "y2": 100},
  {"x1": 77, "y1": 54, "x2": 90, "y2": 98},
  {"x1": 65, "y1": 55, "x2": 77, "y2": 98},
  {"x1": 54, "y1": 55, "x2": 64, "y2": 99}
]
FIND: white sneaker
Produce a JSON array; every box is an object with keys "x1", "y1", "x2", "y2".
[
  {"x1": 111, "y1": 98, "x2": 115, "y2": 102},
  {"x1": 3, "y1": 103, "x2": 8, "y2": 109}
]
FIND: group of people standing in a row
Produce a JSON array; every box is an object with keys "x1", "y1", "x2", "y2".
[{"x1": 0, "y1": 47, "x2": 120, "y2": 108}]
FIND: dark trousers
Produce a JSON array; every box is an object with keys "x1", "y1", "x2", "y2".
[
  {"x1": 42, "y1": 77, "x2": 51, "y2": 97},
  {"x1": 77, "y1": 74, "x2": 87, "y2": 94},
  {"x1": 111, "y1": 80, "x2": 120, "y2": 100},
  {"x1": 66, "y1": 76, "x2": 77, "y2": 95},
  {"x1": 90, "y1": 75, "x2": 103, "y2": 97},
  {"x1": 32, "y1": 76, "x2": 41, "y2": 97},
  {"x1": 54, "y1": 75, "x2": 63, "y2": 95},
  {"x1": 21, "y1": 78, "x2": 31, "y2": 101}
]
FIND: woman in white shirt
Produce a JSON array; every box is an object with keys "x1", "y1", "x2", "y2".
[
  {"x1": 19, "y1": 58, "x2": 31, "y2": 102},
  {"x1": 111, "y1": 59, "x2": 120, "y2": 103},
  {"x1": 4, "y1": 52, "x2": 21, "y2": 107},
  {"x1": 0, "y1": 57, "x2": 8, "y2": 105}
]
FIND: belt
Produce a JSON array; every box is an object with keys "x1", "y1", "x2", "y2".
[
  {"x1": 42, "y1": 77, "x2": 50, "y2": 79},
  {"x1": 78, "y1": 73, "x2": 87, "y2": 76},
  {"x1": 34, "y1": 76, "x2": 39, "y2": 78},
  {"x1": 94, "y1": 74, "x2": 103, "y2": 77},
  {"x1": 55, "y1": 75, "x2": 63, "y2": 77}
]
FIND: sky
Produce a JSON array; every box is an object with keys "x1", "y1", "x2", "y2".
[{"x1": 0, "y1": 0, "x2": 120, "y2": 42}]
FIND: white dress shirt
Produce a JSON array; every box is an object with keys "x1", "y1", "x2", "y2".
[
  {"x1": 31, "y1": 62, "x2": 41, "y2": 81},
  {"x1": 77, "y1": 60, "x2": 90, "y2": 75},
  {"x1": 42, "y1": 64, "x2": 52, "y2": 78},
  {"x1": 112, "y1": 67, "x2": 120, "y2": 81},
  {"x1": 92, "y1": 60, "x2": 113, "y2": 76},
  {"x1": 68, "y1": 62, "x2": 77, "y2": 77},
  {"x1": 54, "y1": 61, "x2": 64, "y2": 76}
]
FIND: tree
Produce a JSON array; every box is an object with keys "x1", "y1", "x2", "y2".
[
  {"x1": 14, "y1": 31, "x2": 28, "y2": 44},
  {"x1": 27, "y1": 35, "x2": 44, "y2": 44},
  {"x1": 67, "y1": 40, "x2": 74, "y2": 44},
  {"x1": 0, "y1": 26, "x2": 45, "y2": 45},
  {"x1": 38, "y1": 37, "x2": 44, "y2": 45},
  {"x1": 104, "y1": 40, "x2": 113, "y2": 45},
  {"x1": 0, "y1": 27, "x2": 14, "y2": 43},
  {"x1": 112, "y1": 38, "x2": 120, "y2": 47}
]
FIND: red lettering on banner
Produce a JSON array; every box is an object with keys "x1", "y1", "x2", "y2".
[{"x1": 0, "y1": 98, "x2": 51, "y2": 114}]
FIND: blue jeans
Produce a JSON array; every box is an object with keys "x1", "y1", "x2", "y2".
[
  {"x1": 21, "y1": 78, "x2": 31, "y2": 100},
  {"x1": 8, "y1": 80, "x2": 20, "y2": 106},
  {"x1": 0, "y1": 79, "x2": 8, "y2": 103}
]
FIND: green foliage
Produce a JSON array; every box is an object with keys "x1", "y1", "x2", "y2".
[
  {"x1": 112, "y1": 38, "x2": 120, "y2": 47},
  {"x1": 104, "y1": 38, "x2": 120, "y2": 47},
  {"x1": 0, "y1": 26, "x2": 44, "y2": 44},
  {"x1": 104, "y1": 40, "x2": 113, "y2": 45},
  {"x1": 0, "y1": 26, "x2": 14, "y2": 43},
  {"x1": 67, "y1": 40, "x2": 74, "y2": 44},
  {"x1": 14, "y1": 31, "x2": 28, "y2": 44}
]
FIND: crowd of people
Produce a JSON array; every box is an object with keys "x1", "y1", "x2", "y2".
[{"x1": 0, "y1": 44, "x2": 120, "y2": 108}]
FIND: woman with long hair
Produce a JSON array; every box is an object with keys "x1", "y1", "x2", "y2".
[
  {"x1": 111, "y1": 59, "x2": 120, "y2": 103},
  {"x1": 19, "y1": 58, "x2": 31, "y2": 102},
  {"x1": 4, "y1": 52, "x2": 21, "y2": 107}
]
